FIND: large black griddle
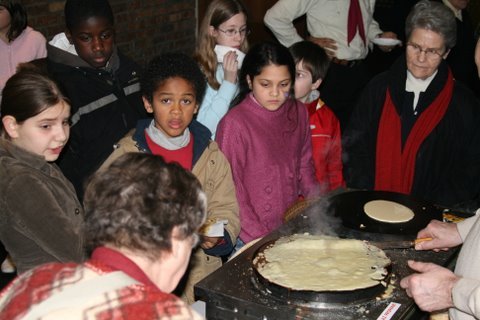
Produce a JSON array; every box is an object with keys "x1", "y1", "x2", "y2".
[
  {"x1": 195, "y1": 189, "x2": 461, "y2": 319},
  {"x1": 329, "y1": 190, "x2": 443, "y2": 235},
  {"x1": 252, "y1": 237, "x2": 392, "y2": 304}
]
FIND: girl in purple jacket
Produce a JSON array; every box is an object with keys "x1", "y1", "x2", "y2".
[{"x1": 216, "y1": 42, "x2": 319, "y2": 249}]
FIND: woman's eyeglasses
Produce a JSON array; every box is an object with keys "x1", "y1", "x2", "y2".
[
  {"x1": 406, "y1": 42, "x2": 446, "y2": 60},
  {"x1": 217, "y1": 27, "x2": 250, "y2": 37}
]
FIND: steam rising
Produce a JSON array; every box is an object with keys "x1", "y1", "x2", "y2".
[
  {"x1": 281, "y1": 194, "x2": 343, "y2": 237},
  {"x1": 303, "y1": 196, "x2": 342, "y2": 236}
]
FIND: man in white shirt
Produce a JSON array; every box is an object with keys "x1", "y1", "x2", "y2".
[{"x1": 264, "y1": 0, "x2": 398, "y2": 129}]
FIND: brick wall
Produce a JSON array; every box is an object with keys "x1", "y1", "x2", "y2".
[{"x1": 22, "y1": 0, "x2": 197, "y2": 66}]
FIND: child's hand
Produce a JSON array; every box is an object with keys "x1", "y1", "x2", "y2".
[
  {"x1": 200, "y1": 236, "x2": 222, "y2": 249},
  {"x1": 222, "y1": 51, "x2": 239, "y2": 84}
]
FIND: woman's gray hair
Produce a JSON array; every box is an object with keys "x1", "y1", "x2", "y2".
[
  {"x1": 405, "y1": 0, "x2": 457, "y2": 49},
  {"x1": 83, "y1": 153, "x2": 207, "y2": 260}
]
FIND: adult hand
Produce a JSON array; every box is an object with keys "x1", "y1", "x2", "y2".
[
  {"x1": 376, "y1": 31, "x2": 400, "y2": 53},
  {"x1": 222, "y1": 51, "x2": 239, "y2": 84},
  {"x1": 415, "y1": 219, "x2": 462, "y2": 251},
  {"x1": 400, "y1": 260, "x2": 459, "y2": 312},
  {"x1": 308, "y1": 36, "x2": 337, "y2": 58},
  {"x1": 200, "y1": 236, "x2": 221, "y2": 249}
]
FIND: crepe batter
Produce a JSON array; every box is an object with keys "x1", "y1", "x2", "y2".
[{"x1": 254, "y1": 234, "x2": 391, "y2": 291}]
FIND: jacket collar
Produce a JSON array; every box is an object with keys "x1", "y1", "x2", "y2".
[
  {"x1": 387, "y1": 54, "x2": 450, "y2": 115},
  {"x1": 47, "y1": 32, "x2": 120, "y2": 74},
  {"x1": 132, "y1": 119, "x2": 212, "y2": 166},
  {"x1": 90, "y1": 246, "x2": 159, "y2": 290},
  {"x1": 0, "y1": 138, "x2": 52, "y2": 174}
]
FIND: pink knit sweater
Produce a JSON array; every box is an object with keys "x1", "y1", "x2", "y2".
[
  {"x1": 0, "y1": 26, "x2": 47, "y2": 92},
  {"x1": 216, "y1": 94, "x2": 319, "y2": 242}
]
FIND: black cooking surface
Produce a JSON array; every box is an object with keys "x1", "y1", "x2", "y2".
[
  {"x1": 330, "y1": 190, "x2": 443, "y2": 235},
  {"x1": 195, "y1": 191, "x2": 460, "y2": 319}
]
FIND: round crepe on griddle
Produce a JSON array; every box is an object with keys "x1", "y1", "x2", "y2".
[
  {"x1": 253, "y1": 234, "x2": 391, "y2": 291},
  {"x1": 364, "y1": 200, "x2": 415, "y2": 223}
]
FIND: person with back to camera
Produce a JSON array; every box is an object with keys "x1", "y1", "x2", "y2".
[
  {"x1": 289, "y1": 41, "x2": 345, "y2": 194},
  {"x1": 264, "y1": 0, "x2": 399, "y2": 130},
  {"x1": 0, "y1": 69, "x2": 84, "y2": 275},
  {"x1": 100, "y1": 53, "x2": 240, "y2": 303},
  {"x1": 216, "y1": 41, "x2": 319, "y2": 251},
  {"x1": 47, "y1": 0, "x2": 146, "y2": 199},
  {"x1": 343, "y1": 0, "x2": 480, "y2": 210},
  {"x1": 0, "y1": 153, "x2": 205, "y2": 319},
  {"x1": 194, "y1": 0, "x2": 249, "y2": 139},
  {"x1": 0, "y1": 0, "x2": 46, "y2": 100}
]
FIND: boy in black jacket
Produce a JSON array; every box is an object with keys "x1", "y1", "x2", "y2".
[{"x1": 48, "y1": 0, "x2": 146, "y2": 198}]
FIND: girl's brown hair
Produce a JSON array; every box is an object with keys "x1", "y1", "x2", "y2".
[{"x1": 1, "y1": 68, "x2": 68, "y2": 139}]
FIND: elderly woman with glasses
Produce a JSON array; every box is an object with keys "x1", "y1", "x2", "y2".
[
  {"x1": 343, "y1": 0, "x2": 480, "y2": 210},
  {"x1": 0, "y1": 153, "x2": 206, "y2": 319},
  {"x1": 397, "y1": 25, "x2": 480, "y2": 320}
]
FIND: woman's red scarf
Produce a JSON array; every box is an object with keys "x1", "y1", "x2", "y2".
[{"x1": 374, "y1": 70, "x2": 454, "y2": 194}]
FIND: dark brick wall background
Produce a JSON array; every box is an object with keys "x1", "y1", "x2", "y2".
[
  {"x1": 21, "y1": 0, "x2": 480, "y2": 68},
  {"x1": 22, "y1": 0, "x2": 197, "y2": 66}
]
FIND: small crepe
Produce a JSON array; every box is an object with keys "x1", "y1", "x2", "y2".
[{"x1": 364, "y1": 200, "x2": 414, "y2": 223}]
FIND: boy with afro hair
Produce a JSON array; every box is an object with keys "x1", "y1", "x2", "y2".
[{"x1": 100, "y1": 53, "x2": 240, "y2": 304}]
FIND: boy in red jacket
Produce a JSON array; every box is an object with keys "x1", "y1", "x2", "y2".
[{"x1": 290, "y1": 41, "x2": 345, "y2": 193}]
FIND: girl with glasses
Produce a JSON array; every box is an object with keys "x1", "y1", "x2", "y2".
[{"x1": 194, "y1": 0, "x2": 249, "y2": 139}]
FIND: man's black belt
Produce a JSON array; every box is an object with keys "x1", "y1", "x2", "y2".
[{"x1": 331, "y1": 57, "x2": 362, "y2": 67}]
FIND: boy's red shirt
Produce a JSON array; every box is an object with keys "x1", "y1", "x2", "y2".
[
  {"x1": 305, "y1": 98, "x2": 345, "y2": 193},
  {"x1": 145, "y1": 131, "x2": 194, "y2": 171}
]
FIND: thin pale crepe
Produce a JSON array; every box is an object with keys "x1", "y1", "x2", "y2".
[
  {"x1": 254, "y1": 234, "x2": 390, "y2": 291},
  {"x1": 364, "y1": 200, "x2": 415, "y2": 223}
]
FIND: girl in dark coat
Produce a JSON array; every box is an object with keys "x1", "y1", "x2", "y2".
[{"x1": 0, "y1": 68, "x2": 84, "y2": 274}]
